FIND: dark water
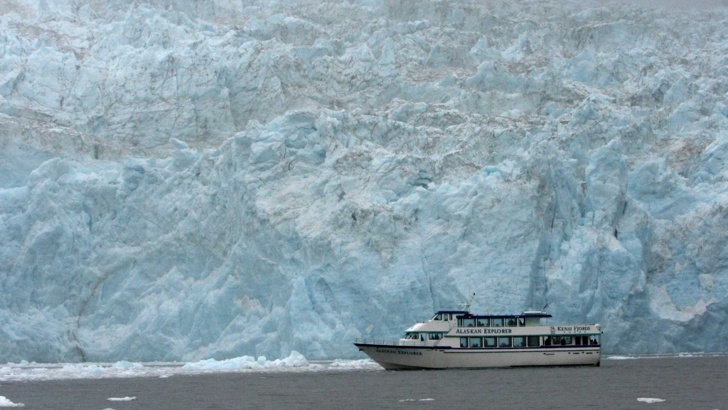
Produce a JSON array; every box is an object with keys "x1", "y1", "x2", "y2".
[{"x1": 1, "y1": 356, "x2": 726, "y2": 409}]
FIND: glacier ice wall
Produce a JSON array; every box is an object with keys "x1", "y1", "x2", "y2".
[{"x1": 1, "y1": 0, "x2": 727, "y2": 362}]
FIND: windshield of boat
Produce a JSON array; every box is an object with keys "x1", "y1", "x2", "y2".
[{"x1": 431, "y1": 313, "x2": 454, "y2": 321}]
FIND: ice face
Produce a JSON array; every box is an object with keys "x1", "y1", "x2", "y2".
[{"x1": 0, "y1": 0, "x2": 727, "y2": 362}]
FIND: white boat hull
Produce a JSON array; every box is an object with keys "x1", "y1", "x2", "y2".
[{"x1": 355, "y1": 344, "x2": 601, "y2": 370}]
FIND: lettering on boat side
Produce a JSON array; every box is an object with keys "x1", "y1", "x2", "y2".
[
  {"x1": 375, "y1": 348, "x2": 423, "y2": 356},
  {"x1": 556, "y1": 326, "x2": 592, "y2": 332},
  {"x1": 455, "y1": 328, "x2": 512, "y2": 335},
  {"x1": 456, "y1": 326, "x2": 593, "y2": 335}
]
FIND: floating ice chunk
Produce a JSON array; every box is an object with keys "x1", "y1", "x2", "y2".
[
  {"x1": 107, "y1": 397, "x2": 136, "y2": 402},
  {"x1": 182, "y1": 351, "x2": 308, "y2": 371},
  {"x1": 637, "y1": 398, "x2": 666, "y2": 403},
  {"x1": 0, "y1": 396, "x2": 25, "y2": 407},
  {"x1": 0, "y1": 354, "x2": 385, "y2": 382},
  {"x1": 277, "y1": 351, "x2": 308, "y2": 367},
  {"x1": 112, "y1": 361, "x2": 143, "y2": 370},
  {"x1": 183, "y1": 355, "x2": 259, "y2": 370},
  {"x1": 677, "y1": 353, "x2": 696, "y2": 358},
  {"x1": 328, "y1": 359, "x2": 381, "y2": 370}
]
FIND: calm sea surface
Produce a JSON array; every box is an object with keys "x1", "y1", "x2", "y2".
[{"x1": 1, "y1": 356, "x2": 726, "y2": 409}]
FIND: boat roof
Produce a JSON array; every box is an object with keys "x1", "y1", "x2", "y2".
[
  {"x1": 456, "y1": 311, "x2": 552, "y2": 319},
  {"x1": 520, "y1": 310, "x2": 552, "y2": 318},
  {"x1": 435, "y1": 310, "x2": 552, "y2": 319},
  {"x1": 434, "y1": 310, "x2": 470, "y2": 315}
]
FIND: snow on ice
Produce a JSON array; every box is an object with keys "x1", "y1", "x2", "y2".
[{"x1": 0, "y1": 0, "x2": 727, "y2": 363}]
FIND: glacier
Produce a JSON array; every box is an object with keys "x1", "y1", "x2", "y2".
[{"x1": 0, "y1": 0, "x2": 727, "y2": 363}]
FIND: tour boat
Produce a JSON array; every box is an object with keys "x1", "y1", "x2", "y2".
[{"x1": 354, "y1": 302, "x2": 601, "y2": 370}]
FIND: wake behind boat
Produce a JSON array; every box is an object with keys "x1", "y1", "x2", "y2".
[{"x1": 354, "y1": 303, "x2": 601, "y2": 370}]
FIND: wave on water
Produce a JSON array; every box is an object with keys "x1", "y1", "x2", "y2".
[{"x1": 0, "y1": 352, "x2": 383, "y2": 382}]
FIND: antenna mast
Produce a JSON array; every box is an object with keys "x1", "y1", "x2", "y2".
[{"x1": 461, "y1": 293, "x2": 476, "y2": 312}]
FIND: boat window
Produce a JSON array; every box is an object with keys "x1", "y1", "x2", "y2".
[
  {"x1": 462, "y1": 318, "x2": 475, "y2": 327},
  {"x1": 589, "y1": 335, "x2": 600, "y2": 345},
  {"x1": 430, "y1": 333, "x2": 442, "y2": 341},
  {"x1": 432, "y1": 314, "x2": 442, "y2": 321},
  {"x1": 518, "y1": 317, "x2": 525, "y2": 327},
  {"x1": 492, "y1": 318, "x2": 504, "y2": 327},
  {"x1": 404, "y1": 332, "x2": 418, "y2": 340},
  {"x1": 506, "y1": 318, "x2": 517, "y2": 327},
  {"x1": 498, "y1": 337, "x2": 512, "y2": 348},
  {"x1": 543, "y1": 336, "x2": 551, "y2": 346},
  {"x1": 552, "y1": 336, "x2": 572, "y2": 345},
  {"x1": 460, "y1": 337, "x2": 468, "y2": 348},
  {"x1": 477, "y1": 318, "x2": 489, "y2": 327},
  {"x1": 469, "y1": 337, "x2": 482, "y2": 348},
  {"x1": 527, "y1": 336, "x2": 540, "y2": 347},
  {"x1": 513, "y1": 337, "x2": 526, "y2": 347},
  {"x1": 483, "y1": 337, "x2": 496, "y2": 347}
]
